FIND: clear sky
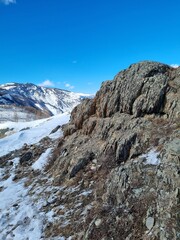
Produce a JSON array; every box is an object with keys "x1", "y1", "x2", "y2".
[{"x1": 0, "y1": 0, "x2": 180, "y2": 93}]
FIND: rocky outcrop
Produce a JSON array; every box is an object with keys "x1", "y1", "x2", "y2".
[
  {"x1": 95, "y1": 61, "x2": 170, "y2": 117},
  {"x1": 69, "y1": 151, "x2": 95, "y2": 178},
  {"x1": 19, "y1": 151, "x2": 33, "y2": 165},
  {"x1": 69, "y1": 61, "x2": 179, "y2": 132},
  {"x1": 45, "y1": 61, "x2": 180, "y2": 240},
  {"x1": 2, "y1": 61, "x2": 177, "y2": 239}
]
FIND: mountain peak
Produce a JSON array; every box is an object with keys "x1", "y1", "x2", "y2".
[{"x1": 0, "y1": 82, "x2": 93, "y2": 122}]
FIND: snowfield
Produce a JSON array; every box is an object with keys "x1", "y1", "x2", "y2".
[
  {"x1": 0, "y1": 158, "x2": 43, "y2": 240},
  {"x1": 0, "y1": 155, "x2": 73, "y2": 240},
  {"x1": 32, "y1": 148, "x2": 52, "y2": 171},
  {"x1": 0, "y1": 112, "x2": 74, "y2": 239},
  {"x1": 0, "y1": 113, "x2": 70, "y2": 157}
]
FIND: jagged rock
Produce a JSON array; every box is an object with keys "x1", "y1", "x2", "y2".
[
  {"x1": 115, "y1": 133, "x2": 137, "y2": 163},
  {"x1": 19, "y1": 151, "x2": 33, "y2": 165},
  {"x1": 12, "y1": 175, "x2": 19, "y2": 181},
  {"x1": 48, "y1": 61, "x2": 180, "y2": 239},
  {"x1": 95, "y1": 61, "x2": 170, "y2": 118},
  {"x1": 63, "y1": 124, "x2": 76, "y2": 137},
  {"x1": 69, "y1": 151, "x2": 95, "y2": 178},
  {"x1": 69, "y1": 61, "x2": 179, "y2": 132},
  {"x1": 71, "y1": 98, "x2": 96, "y2": 129},
  {"x1": 50, "y1": 125, "x2": 61, "y2": 134}
]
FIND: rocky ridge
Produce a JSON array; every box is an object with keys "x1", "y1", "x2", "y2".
[
  {"x1": 0, "y1": 61, "x2": 179, "y2": 239},
  {"x1": 48, "y1": 61, "x2": 179, "y2": 239}
]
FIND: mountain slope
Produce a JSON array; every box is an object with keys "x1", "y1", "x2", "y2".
[
  {"x1": 0, "y1": 113, "x2": 70, "y2": 239},
  {"x1": 0, "y1": 61, "x2": 179, "y2": 239},
  {"x1": 0, "y1": 83, "x2": 92, "y2": 122},
  {"x1": 49, "y1": 61, "x2": 179, "y2": 239},
  {"x1": 0, "y1": 113, "x2": 70, "y2": 157}
]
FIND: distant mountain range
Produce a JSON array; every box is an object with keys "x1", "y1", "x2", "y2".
[{"x1": 0, "y1": 83, "x2": 92, "y2": 122}]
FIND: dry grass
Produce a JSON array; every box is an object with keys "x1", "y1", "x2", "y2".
[
  {"x1": 0, "y1": 128, "x2": 11, "y2": 139},
  {"x1": 44, "y1": 138, "x2": 64, "y2": 172}
]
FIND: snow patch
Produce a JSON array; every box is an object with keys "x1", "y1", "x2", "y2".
[
  {"x1": 141, "y1": 149, "x2": 160, "y2": 165},
  {"x1": 32, "y1": 148, "x2": 52, "y2": 171},
  {"x1": 0, "y1": 112, "x2": 70, "y2": 157},
  {"x1": 0, "y1": 159, "x2": 43, "y2": 240}
]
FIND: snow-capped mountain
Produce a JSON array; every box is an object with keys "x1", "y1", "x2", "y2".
[{"x1": 0, "y1": 83, "x2": 92, "y2": 122}]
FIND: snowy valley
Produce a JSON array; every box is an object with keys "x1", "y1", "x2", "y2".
[{"x1": 0, "y1": 83, "x2": 92, "y2": 122}]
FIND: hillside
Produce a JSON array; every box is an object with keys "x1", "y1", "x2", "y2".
[
  {"x1": 0, "y1": 83, "x2": 92, "y2": 122},
  {"x1": 0, "y1": 113, "x2": 70, "y2": 239},
  {"x1": 0, "y1": 61, "x2": 179, "y2": 239}
]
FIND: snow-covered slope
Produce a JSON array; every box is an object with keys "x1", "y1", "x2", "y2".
[
  {"x1": 0, "y1": 112, "x2": 70, "y2": 157},
  {"x1": 0, "y1": 113, "x2": 72, "y2": 239},
  {"x1": 0, "y1": 83, "x2": 92, "y2": 122}
]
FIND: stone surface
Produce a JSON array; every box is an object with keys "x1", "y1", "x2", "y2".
[
  {"x1": 69, "y1": 151, "x2": 95, "y2": 178},
  {"x1": 50, "y1": 125, "x2": 61, "y2": 134},
  {"x1": 48, "y1": 61, "x2": 179, "y2": 240},
  {"x1": 19, "y1": 151, "x2": 33, "y2": 165}
]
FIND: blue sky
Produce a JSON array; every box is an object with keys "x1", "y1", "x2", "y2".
[{"x1": 0, "y1": 0, "x2": 180, "y2": 93}]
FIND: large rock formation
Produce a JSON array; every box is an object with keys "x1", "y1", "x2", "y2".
[
  {"x1": 46, "y1": 61, "x2": 180, "y2": 239},
  {"x1": 2, "y1": 61, "x2": 177, "y2": 239}
]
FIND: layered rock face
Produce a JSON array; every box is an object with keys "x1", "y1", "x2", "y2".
[{"x1": 48, "y1": 61, "x2": 179, "y2": 239}]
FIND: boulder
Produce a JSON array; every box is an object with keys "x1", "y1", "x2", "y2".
[
  {"x1": 20, "y1": 151, "x2": 33, "y2": 165},
  {"x1": 69, "y1": 151, "x2": 95, "y2": 178}
]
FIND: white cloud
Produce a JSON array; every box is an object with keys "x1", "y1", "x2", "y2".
[
  {"x1": 65, "y1": 83, "x2": 74, "y2": 89},
  {"x1": 39, "y1": 80, "x2": 54, "y2": 87},
  {"x1": 0, "y1": 0, "x2": 16, "y2": 5},
  {"x1": 170, "y1": 64, "x2": 179, "y2": 68}
]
